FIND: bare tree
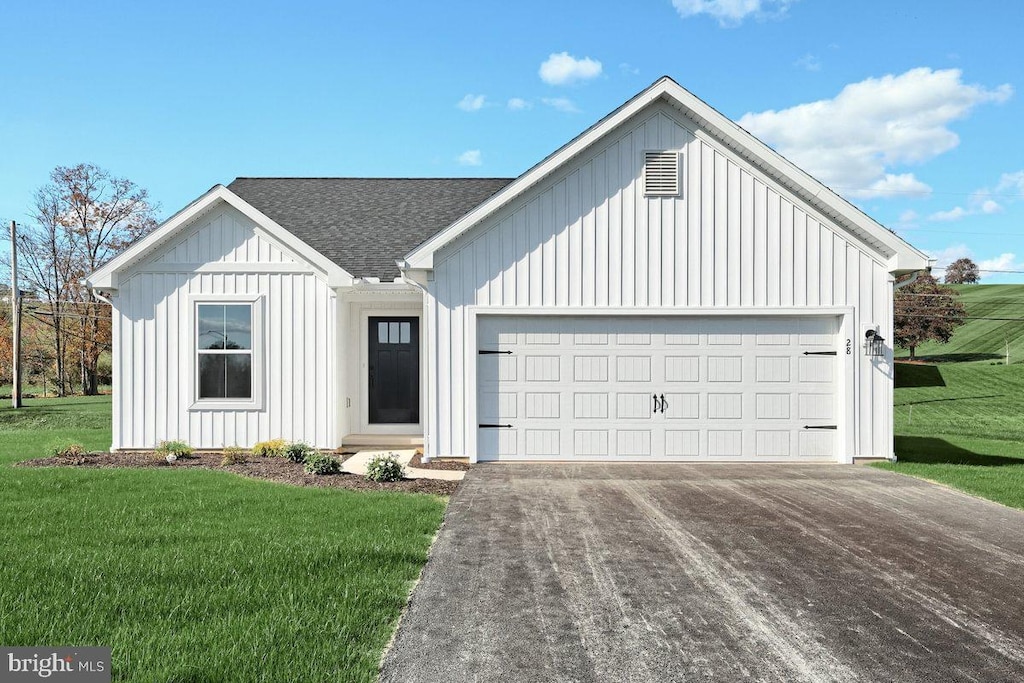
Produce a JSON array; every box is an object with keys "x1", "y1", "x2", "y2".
[{"x1": 19, "y1": 164, "x2": 158, "y2": 395}]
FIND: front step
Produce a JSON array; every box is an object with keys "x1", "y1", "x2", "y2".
[{"x1": 342, "y1": 434, "x2": 424, "y2": 448}]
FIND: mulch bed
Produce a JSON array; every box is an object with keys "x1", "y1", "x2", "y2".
[
  {"x1": 409, "y1": 451, "x2": 470, "y2": 471},
  {"x1": 17, "y1": 451, "x2": 460, "y2": 496}
]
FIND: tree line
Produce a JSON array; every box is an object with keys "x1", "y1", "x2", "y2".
[{"x1": 2, "y1": 164, "x2": 157, "y2": 396}]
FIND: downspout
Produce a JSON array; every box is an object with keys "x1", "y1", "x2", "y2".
[{"x1": 397, "y1": 260, "x2": 433, "y2": 462}]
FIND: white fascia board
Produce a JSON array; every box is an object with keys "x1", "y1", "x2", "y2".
[
  {"x1": 86, "y1": 184, "x2": 353, "y2": 289},
  {"x1": 661, "y1": 80, "x2": 931, "y2": 272},
  {"x1": 404, "y1": 76, "x2": 931, "y2": 275}
]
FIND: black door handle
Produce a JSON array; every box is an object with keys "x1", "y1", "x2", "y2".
[
  {"x1": 659, "y1": 394, "x2": 667, "y2": 414},
  {"x1": 652, "y1": 394, "x2": 659, "y2": 414}
]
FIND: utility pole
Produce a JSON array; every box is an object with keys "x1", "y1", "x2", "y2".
[{"x1": 10, "y1": 220, "x2": 22, "y2": 408}]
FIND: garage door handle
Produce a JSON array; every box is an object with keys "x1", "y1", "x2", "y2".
[
  {"x1": 652, "y1": 394, "x2": 667, "y2": 414},
  {"x1": 803, "y1": 351, "x2": 837, "y2": 356},
  {"x1": 479, "y1": 424, "x2": 513, "y2": 429},
  {"x1": 803, "y1": 425, "x2": 837, "y2": 430},
  {"x1": 660, "y1": 394, "x2": 667, "y2": 414},
  {"x1": 479, "y1": 349, "x2": 513, "y2": 355}
]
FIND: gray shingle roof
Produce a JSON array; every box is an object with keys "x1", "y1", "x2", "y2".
[{"x1": 227, "y1": 177, "x2": 513, "y2": 280}]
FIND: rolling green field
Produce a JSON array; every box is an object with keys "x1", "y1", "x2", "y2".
[
  {"x1": 0, "y1": 396, "x2": 446, "y2": 682},
  {"x1": 879, "y1": 284, "x2": 1024, "y2": 508},
  {"x1": 896, "y1": 284, "x2": 1024, "y2": 363}
]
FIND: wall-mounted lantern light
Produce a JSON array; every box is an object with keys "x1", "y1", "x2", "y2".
[{"x1": 865, "y1": 328, "x2": 886, "y2": 357}]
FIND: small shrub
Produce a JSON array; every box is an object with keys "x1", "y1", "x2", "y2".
[
  {"x1": 252, "y1": 439, "x2": 287, "y2": 458},
  {"x1": 304, "y1": 453, "x2": 340, "y2": 475},
  {"x1": 365, "y1": 453, "x2": 405, "y2": 482},
  {"x1": 155, "y1": 440, "x2": 194, "y2": 458},
  {"x1": 47, "y1": 442, "x2": 86, "y2": 459},
  {"x1": 221, "y1": 446, "x2": 247, "y2": 466},
  {"x1": 285, "y1": 442, "x2": 316, "y2": 464}
]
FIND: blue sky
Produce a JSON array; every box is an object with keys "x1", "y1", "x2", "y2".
[{"x1": 2, "y1": 0, "x2": 1023, "y2": 280}]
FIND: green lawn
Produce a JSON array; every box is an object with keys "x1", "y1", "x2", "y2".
[
  {"x1": 0, "y1": 396, "x2": 446, "y2": 682},
  {"x1": 876, "y1": 287, "x2": 1024, "y2": 510}
]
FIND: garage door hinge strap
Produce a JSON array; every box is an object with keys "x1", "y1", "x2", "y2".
[
  {"x1": 803, "y1": 351, "x2": 838, "y2": 355},
  {"x1": 479, "y1": 349, "x2": 513, "y2": 355},
  {"x1": 479, "y1": 424, "x2": 513, "y2": 429},
  {"x1": 803, "y1": 425, "x2": 838, "y2": 430}
]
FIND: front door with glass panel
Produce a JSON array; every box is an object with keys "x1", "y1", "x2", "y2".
[{"x1": 368, "y1": 317, "x2": 419, "y2": 424}]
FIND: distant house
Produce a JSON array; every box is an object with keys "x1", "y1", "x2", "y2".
[{"x1": 87, "y1": 77, "x2": 931, "y2": 462}]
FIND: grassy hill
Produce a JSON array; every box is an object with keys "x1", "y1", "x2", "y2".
[
  {"x1": 897, "y1": 284, "x2": 1024, "y2": 363},
  {"x1": 882, "y1": 284, "x2": 1024, "y2": 508}
]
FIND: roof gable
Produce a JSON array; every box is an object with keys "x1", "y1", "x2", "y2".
[
  {"x1": 403, "y1": 77, "x2": 931, "y2": 275},
  {"x1": 86, "y1": 185, "x2": 352, "y2": 290}
]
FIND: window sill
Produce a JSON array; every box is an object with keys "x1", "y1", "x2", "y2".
[{"x1": 188, "y1": 399, "x2": 263, "y2": 412}]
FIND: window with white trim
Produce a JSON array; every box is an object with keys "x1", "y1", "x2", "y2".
[{"x1": 196, "y1": 304, "x2": 253, "y2": 400}]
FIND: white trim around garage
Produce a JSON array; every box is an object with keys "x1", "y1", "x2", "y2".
[{"x1": 463, "y1": 306, "x2": 857, "y2": 464}]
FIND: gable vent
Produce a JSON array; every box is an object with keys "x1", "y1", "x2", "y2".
[{"x1": 644, "y1": 151, "x2": 680, "y2": 197}]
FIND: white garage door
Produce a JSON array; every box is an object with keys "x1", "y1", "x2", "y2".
[{"x1": 477, "y1": 315, "x2": 840, "y2": 461}]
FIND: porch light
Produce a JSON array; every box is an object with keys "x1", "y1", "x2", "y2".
[{"x1": 864, "y1": 329, "x2": 886, "y2": 357}]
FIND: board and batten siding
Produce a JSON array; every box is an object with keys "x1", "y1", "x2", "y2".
[
  {"x1": 428, "y1": 100, "x2": 893, "y2": 460},
  {"x1": 111, "y1": 203, "x2": 337, "y2": 450}
]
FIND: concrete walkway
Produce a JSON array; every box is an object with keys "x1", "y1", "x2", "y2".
[
  {"x1": 381, "y1": 464, "x2": 1024, "y2": 682},
  {"x1": 341, "y1": 449, "x2": 464, "y2": 481}
]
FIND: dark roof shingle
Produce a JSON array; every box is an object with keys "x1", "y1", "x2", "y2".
[{"x1": 227, "y1": 177, "x2": 513, "y2": 280}]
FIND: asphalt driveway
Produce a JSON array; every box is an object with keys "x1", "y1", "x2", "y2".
[{"x1": 381, "y1": 464, "x2": 1024, "y2": 682}]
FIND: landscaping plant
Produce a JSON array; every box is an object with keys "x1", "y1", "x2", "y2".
[
  {"x1": 46, "y1": 442, "x2": 87, "y2": 459},
  {"x1": 221, "y1": 446, "x2": 247, "y2": 466},
  {"x1": 365, "y1": 453, "x2": 405, "y2": 482},
  {"x1": 303, "y1": 453, "x2": 341, "y2": 475},
  {"x1": 155, "y1": 440, "x2": 193, "y2": 459},
  {"x1": 285, "y1": 441, "x2": 316, "y2": 464},
  {"x1": 252, "y1": 439, "x2": 287, "y2": 458}
]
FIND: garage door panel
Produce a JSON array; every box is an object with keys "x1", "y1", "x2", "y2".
[
  {"x1": 574, "y1": 356, "x2": 608, "y2": 382},
  {"x1": 663, "y1": 393, "x2": 699, "y2": 420},
  {"x1": 665, "y1": 356, "x2": 700, "y2": 382},
  {"x1": 573, "y1": 393, "x2": 608, "y2": 419},
  {"x1": 708, "y1": 356, "x2": 743, "y2": 382},
  {"x1": 616, "y1": 356, "x2": 651, "y2": 382},
  {"x1": 477, "y1": 315, "x2": 839, "y2": 461},
  {"x1": 617, "y1": 430, "x2": 652, "y2": 457}
]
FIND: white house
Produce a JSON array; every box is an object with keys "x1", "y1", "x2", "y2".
[{"x1": 87, "y1": 77, "x2": 931, "y2": 463}]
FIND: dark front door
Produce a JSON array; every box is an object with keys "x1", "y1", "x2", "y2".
[{"x1": 368, "y1": 317, "x2": 420, "y2": 424}]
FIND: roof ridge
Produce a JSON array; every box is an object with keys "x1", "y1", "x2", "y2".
[{"x1": 230, "y1": 176, "x2": 516, "y2": 181}]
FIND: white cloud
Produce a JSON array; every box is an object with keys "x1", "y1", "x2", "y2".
[
  {"x1": 738, "y1": 68, "x2": 1012, "y2": 199},
  {"x1": 849, "y1": 173, "x2": 932, "y2": 199},
  {"x1": 539, "y1": 52, "x2": 602, "y2": 85},
  {"x1": 457, "y1": 94, "x2": 486, "y2": 112},
  {"x1": 672, "y1": 0, "x2": 796, "y2": 27},
  {"x1": 898, "y1": 210, "x2": 919, "y2": 223},
  {"x1": 995, "y1": 170, "x2": 1024, "y2": 195},
  {"x1": 457, "y1": 149, "x2": 482, "y2": 166},
  {"x1": 541, "y1": 97, "x2": 580, "y2": 113},
  {"x1": 979, "y1": 253, "x2": 1024, "y2": 274},
  {"x1": 928, "y1": 206, "x2": 969, "y2": 222},
  {"x1": 794, "y1": 53, "x2": 821, "y2": 72},
  {"x1": 507, "y1": 97, "x2": 531, "y2": 111},
  {"x1": 926, "y1": 245, "x2": 1024, "y2": 281},
  {"x1": 981, "y1": 199, "x2": 1003, "y2": 214}
]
